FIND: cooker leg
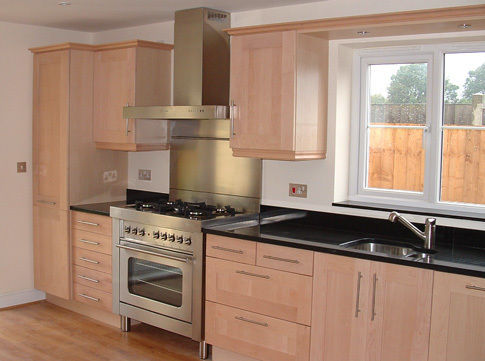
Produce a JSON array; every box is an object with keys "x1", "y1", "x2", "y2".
[
  {"x1": 121, "y1": 316, "x2": 131, "y2": 332},
  {"x1": 199, "y1": 341, "x2": 208, "y2": 359}
]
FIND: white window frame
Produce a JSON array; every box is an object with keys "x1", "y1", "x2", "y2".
[{"x1": 349, "y1": 41, "x2": 485, "y2": 214}]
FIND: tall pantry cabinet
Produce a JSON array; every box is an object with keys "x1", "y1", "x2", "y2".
[{"x1": 31, "y1": 44, "x2": 127, "y2": 299}]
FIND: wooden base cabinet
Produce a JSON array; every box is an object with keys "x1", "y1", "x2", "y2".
[
  {"x1": 310, "y1": 253, "x2": 433, "y2": 361},
  {"x1": 429, "y1": 272, "x2": 485, "y2": 361},
  {"x1": 229, "y1": 31, "x2": 328, "y2": 160}
]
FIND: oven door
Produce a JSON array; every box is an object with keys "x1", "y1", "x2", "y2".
[{"x1": 117, "y1": 240, "x2": 193, "y2": 323}]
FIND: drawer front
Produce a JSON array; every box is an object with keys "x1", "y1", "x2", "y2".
[
  {"x1": 73, "y1": 247, "x2": 112, "y2": 274},
  {"x1": 73, "y1": 283, "x2": 112, "y2": 311},
  {"x1": 73, "y1": 265, "x2": 112, "y2": 293},
  {"x1": 207, "y1": 234, "x2": 256, "y2": 265},
  {"x1": 206, "y1": 301, "x2": 310, "y2": 361},
  {"x1": 256, "y1": 243, "x2": 313, "y2": 276},
  {"x1": 206, "y1": 257, "x2": 312, "y2": 325},
  {"x1": 72, "y1": 228, "x2": 112, "y2": 255},
  {"x1": 71, "y1": 211, "x2": 111, "y2": 236}
]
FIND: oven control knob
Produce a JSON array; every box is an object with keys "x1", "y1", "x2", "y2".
[
  {"x1": 176, "y1": 236, "x2": 184, "y2": 244},
  {"x1": 124, "y1": 225, "x2": 131, "y2": 233},
  {"x1": 153, "y1": 231, "x2": 160, "y2": 239},
  {"x1": 168, "y1": 234, "x2": 175, "y2": 242},
  {"x1": 131, "y1": 227, "x2": 138, "y2": 235},
  {"x1": 139, "y1": 228, "x2": 145, "y2": 236},
  {"x1": 160, "y1": 232, "x2": 167, "y2": 241},
  {"x1": 184, "y1": 237, "x2": 192, "y2": 245}
]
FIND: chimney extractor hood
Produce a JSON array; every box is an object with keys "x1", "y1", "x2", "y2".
[{"x1": 123, "y1": 8, "x2": 231, "y2": 120}]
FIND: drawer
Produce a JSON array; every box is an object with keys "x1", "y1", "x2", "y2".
[
  {"x1": 205, "y1": 301, "x2": 310, "y2": 361},
  {"x1": 73, "y1": 283, "x2": 112, "y2": 311},
  {"x1": 71, "y1": 211, "x2": 111, "y2": 236},
  {"x1": 256, "y1": 243, "x2": 313, "y2": 276},
  {"x1": 73, "y1": 265, "x2": 112, "y2": 293},
  {"x1": 73, "y1": 247, "x2": 111, "y2": 274},
  {"x1": 206, "y1": 257, "x2": 312, "y2": 325},
  {"x1": 72, "y1": 228, "x2": 112, "y2": 255},
  {"x1": 207, "y1": 234, "x2": 256, "y2": 265}
]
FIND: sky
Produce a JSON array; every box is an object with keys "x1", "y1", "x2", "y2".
[{"x1": 370, "y1": 51, "x2": 485, "y2": 99}]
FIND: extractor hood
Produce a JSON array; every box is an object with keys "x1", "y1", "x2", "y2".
[{"x1": 123, "y1": 8, "x2": 230, "y2": 120}]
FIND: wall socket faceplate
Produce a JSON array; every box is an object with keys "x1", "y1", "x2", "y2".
[
  {"x1": 103, "y1": 170, "x2": 118, "y2": 183},
  {"x1": 138, "y1": 169, "x2": 152, "y2": 181},
  {"x1": 289, "y1": 183, "x2": 308, "y2": 198}
]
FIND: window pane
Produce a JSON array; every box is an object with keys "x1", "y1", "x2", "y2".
[
  {"x1": 366, "y1": 63, "x2": 427, "y2": 192},
  {"x1": 441, "y1": 52, "x2": 485, "y2": 205}
]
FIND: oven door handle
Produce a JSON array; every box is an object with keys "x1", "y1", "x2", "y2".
[{"x1": 115, "y1": 244, "x2": 191, "y2": 263}]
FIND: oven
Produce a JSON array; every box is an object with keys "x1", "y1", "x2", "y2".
[{"x1": 117, "y1": 239, "x2": 193, "y2": 323}]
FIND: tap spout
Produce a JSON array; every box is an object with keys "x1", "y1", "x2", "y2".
[{"x1": 388, "y1": 211, "x2": 436, "y2": 250}]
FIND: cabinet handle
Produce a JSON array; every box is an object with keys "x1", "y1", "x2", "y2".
[
  {"x1": 466, "y1": 284, "x2": 485, "y2": 292},
  {"x1": 211, "y1": 245, "x2": 243, "y2": 254},
  {"x1": 371, "y1": 273, "x2": 378, "y2": 321},
  {"x1": 37, "y1": 200, "x2": 56, "y2": 205},
  {"x1": 236, "y1": 270, "x2": 270, "y2": 279},
  {"x1": 125, "y1": 103, "x2": 131, "y2": 136},
  {"x1": 79, "y1": 239, "x2": 100, "y2": 246},
  {"x1": 77, "y1": 275, "x2": 100, "y2": 283},
  {"x1": 235, "y1": 316, "x2": 268, "y2": 327},
  {"x1": 230, "y1": 99, "x2": 236, "y2": 136},
  {"x1": 262, "y1": 255, "x2": 300, "y2": 264},
  {"x1": 79, "y1": 257, "x2": 100, "y2": 265},
  {"x1": 78, "y1": 293, "x2": 99, "y2": 302},
  {"x1": 354, "y1": 271, "x2": 363, "y2": 318},
  {"x1": 76, "y1": 220, "x2": 99, "y2": 227}
]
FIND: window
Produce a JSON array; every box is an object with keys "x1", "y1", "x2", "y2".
[{"x1": 351, "y1": 44, "x2": 485, "y2": 212}]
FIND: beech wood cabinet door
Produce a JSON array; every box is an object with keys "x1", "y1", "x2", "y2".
[
  {"x1": 366, "y1": 262, "x2": 433, "y2": 361},
  {"x1": 32, "y1": 50, "x2": 69, "y2": 211},
  {"x1": 429, "y1": 272, "x2": 485, "y2": 361},
  {"x1": 310, "y1": 253, "x2": 370, "y2": 361}
]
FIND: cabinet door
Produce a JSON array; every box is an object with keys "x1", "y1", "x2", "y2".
[
  {"x1": 32, "y1": 50, "x2": 69, "y2": 210},
  {"x1": 230, "y1": 31, "x2": 296, "y2": 153},
  {"x1": 429, "y1": 272, "x2": 485, "y2": 361},
  {"x1": 367, "y1": 262, "x2": 433, "y2": 361},
  {"x1": 93, "y1": 47, "x2": 136, "y2": 145},
  {"x1": 310, "y1": 253, "x2": 370, "y2": 361},
  {"x1": 33, "y1": 206, "x2": 70, "y2": 299}
]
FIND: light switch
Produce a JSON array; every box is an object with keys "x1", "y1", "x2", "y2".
[{"x1": 17, "y1": 162, "x2": 27, "y2": 173}]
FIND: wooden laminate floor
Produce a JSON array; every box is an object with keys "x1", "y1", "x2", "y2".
[{"x1": 0, "y1": 301, "x2": 200, "y2": 361}]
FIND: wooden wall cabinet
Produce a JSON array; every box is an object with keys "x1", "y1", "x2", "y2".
[
  {"x1": 429, "y1": 272, "x2": 485, "y2": 361},
  {"x1": 229, "y1": 31, "x2": 328, "y2": 160},
  {"x1": 93, "y1": 41, "x2": 173, "y2": 151},
  {"x1": 310, "y1": 253, "x2": 433, "y2": 361}
]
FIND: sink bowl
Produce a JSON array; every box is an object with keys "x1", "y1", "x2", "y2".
[{"x1": 339, "y1": 238, "x2": 434, "y2": 258}]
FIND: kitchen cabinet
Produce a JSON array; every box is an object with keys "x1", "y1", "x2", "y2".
[
  {"x1": 229, "y1": 31, "x2": 328, "y2": 160},
  {"x1": 31, "y1": 43, "x2": 127, "y2": 300},
  {"x1": 93, "y1": 40, "x2": 173, "y2": 151},
  {"x1": 429, "y1": 272, "x2": 485, "y2": 361},
  {"x1": 311, "y1": 253, "x2": 433, "y2": 361}
]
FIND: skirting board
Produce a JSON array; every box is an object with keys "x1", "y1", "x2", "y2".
[{"x1": 0, "y1": 289, "x2": 46, "y2": 309}]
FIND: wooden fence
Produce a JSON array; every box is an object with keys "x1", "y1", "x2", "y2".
[{"x1": 368, "y1": 126, "x2": 485, "y2": 204}]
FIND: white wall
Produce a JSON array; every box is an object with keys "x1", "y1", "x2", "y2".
[{"x1": 0, "y1": 21, "x2": 92, "y2": 307}]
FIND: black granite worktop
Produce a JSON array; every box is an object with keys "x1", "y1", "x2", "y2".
[
  {"x1": 203, "y1": 208, "x2": 485, "y2": 278},
  {"x1": 70, "y1": 201, "x2": 127, "y2": 216}
]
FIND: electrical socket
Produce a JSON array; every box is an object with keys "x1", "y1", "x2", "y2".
[
  {"x1": 103, "y1": 170, "x2": 118, "y2": 183},
  {"x1": 138, "y1": 169, "x2": 152, "y2": 181},
  {"x1": 289, "y1": 183, "x2": 307, "y2": 198}
]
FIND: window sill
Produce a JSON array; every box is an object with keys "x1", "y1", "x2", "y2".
[{"x1": 333, "y1": 200, "x2": 485, "y2": 222}]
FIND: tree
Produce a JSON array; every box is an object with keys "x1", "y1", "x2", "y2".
[
  {"x1": 387, "y1": 64, "x2": 427, "y2": 104},
  {"x1": 371, "y1": 94, "x2": 386, "y2": 104},
  {"x1": 463, "y1": 63, "x2": 485, "y2": 102},
  {"x1": 444, "y1": 79, "x2": 459, "y2": 104}
]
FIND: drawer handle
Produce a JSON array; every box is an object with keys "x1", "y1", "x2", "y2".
[
  {"x1": 77, "y1": 275, "x2": 100, "y2": 283},
  {"x1": 355, "y1": 271, "x2": 363, "y2": 318},
  {"x1": 79, "y1": 257, "x2": 100, "y2": 264},
  {"x1": 235, "y1": 316, "x2": 268, "y2": 328},
  {"x1": 77, "y1": 220, "x2": 100, "y2": 227},
  {"x1": 236, "y1": 270, "x2": 270, "y2": 279},
  {"x1": 211, "y1": 245, "x2": 243, "y2": 254},
  {"x1": 262, "y1": 255, "x2": 300, "y2": 264},
  {"x1": 78, "y1": 293, "x2": 100, "y2": 302},
  {"x1": 466, "y1": 284, "x2": 485, "y2": 292},
  {"x1": 79, "y1": 239, "x2": 100, "y2": 246},
  {"x1": 37, "y1": 200, "x2": 56, "y2": 205},
  {"x1": 371, "y1": 273, "x2": 378, "y2": 321}
]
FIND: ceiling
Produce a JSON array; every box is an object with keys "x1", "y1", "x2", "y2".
[{"x1": 0, "y1": 0, "x2": 324, "y2": 32}]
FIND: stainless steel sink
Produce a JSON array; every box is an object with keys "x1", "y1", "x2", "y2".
[{"x1": 339, "y1": 238, "x2": 434, "y2": 259}]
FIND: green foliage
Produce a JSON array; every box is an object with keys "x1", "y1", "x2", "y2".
[
  {"x1": 371, "y1": 94, "x2": 386, "y2": 104},
  {"x1": 463, "y1": 63, "x2": 485, "y2": 102},
  {"x1": 387, "y1": 64, "x2": 427, "y2": 104},
  {"x1": 444, "y1": 79, "x2": 459, "y2": 104}
]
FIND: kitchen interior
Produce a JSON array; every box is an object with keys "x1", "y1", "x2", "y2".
[{"x1": 1, "y1": 0, "x2": 485, "y2": 360}]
